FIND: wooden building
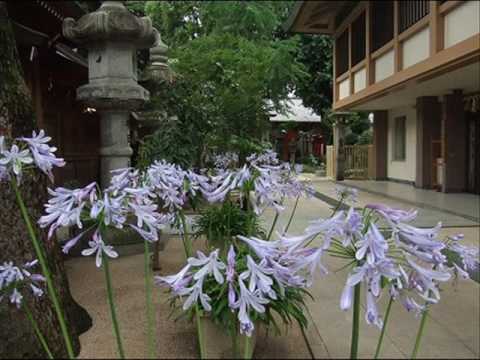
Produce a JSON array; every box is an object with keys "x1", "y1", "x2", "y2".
[
  {"x1": 7, "y1": 1, "x2": 101, "y2": 187},
  {"x1": 286, "y1": 1, "x2": 480, "y2": 193}
]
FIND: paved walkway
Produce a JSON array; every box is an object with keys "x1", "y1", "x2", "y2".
[
  {"x1": 262, "y1": 178, "x2": 479, "y2": 359},
  {"x1": 341, "y1": 179, "x2": 480, "y2": 222}
]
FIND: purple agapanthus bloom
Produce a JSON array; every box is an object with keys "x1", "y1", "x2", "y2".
[
  {"x1": 335, "y1": 185, "x2": 358, "y2": 204},
  {"x1": 355, "y1": 223, "x2": 388, "y2": 265},
  {"x1": 366, "y1": 203, "x2": 417, "y2": 225},
  {"x1": 19, "y1": 130, "x2": 65, "y2": 182},
  {"x1": 0, "y1": 144, "x2": 33, "y2": 182},
  {"x1": 147, "y1": 160, "x2": 186, "y2": 211},
  {"x1": 232, "y1": 275, "x2": 269, "y2": 337},
  {"x1": 243, "y1": 256, "x2": 276, "y2": 299},
  {"x1": 177, "y1": 276, "x2": 212, "y2": 311},
  {"x1": 226, "y1": 245, "x2": 236, "y2": 283},
  {"x1": 305, "y1": 211, "x2": 346, "y2": 249},
  {"x1": 155, "y1": 264, "x2": 192, "y2": 295},
  {"x1": 0, "y1": 260, "x2": 45, "y2": 307},
  {"x1": 237, "y1": 235, "x2": 281, "y2": 259},
  {"x1": 81, "y1": 230, "x2": 118, "y2": 267},
  {"x1": 447, "y1": 242, "x2": 479, "y2": 271},
  {"x1": 39, "y1": 182, "x2": 97, "y2": 239},
  {"x1": 188, "y1": 249, "x2": 226, "y2": 284}
]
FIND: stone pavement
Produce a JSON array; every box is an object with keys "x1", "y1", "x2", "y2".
[{"x1": 261, "y1": 177, "x2": 479, "y2": 359}]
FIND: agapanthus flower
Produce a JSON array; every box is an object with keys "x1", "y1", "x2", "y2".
[
  {"x1": 81, "y1": 230, "x2": 118, "y2": 267},
  {"x1": 238, "y1": 235, "x2": 281, "y2": 259},
  {"x1": 19, "y1": 130, "x2": 65, "y2": 182},
  {"x1": 246, "y1": 149, "x2": 279, "y2": 166},
  {"x1": 38, "y1": 182, "x2": 97, "y2": 238},
  {"x1": 243, "y1": 255, "x2": 276, "y2": 299},
  {"x1": 0, "y1": 144, "x2": 33, "y2": 182},
  {"x1": 355, "y1": 223, "x2": 388, "y2": 265},
  {"x1": 226, "y1": 245, "x2": 236, "y2": 283},
  {"x1": 155, "y1": 264, "x2": 192, "y2": 295},
  {"x1": 188, "y1": 249, "x2": 226, "y2": 284},
  {"x1": 366, "y1": 203, "x2": 417, "y2": 225},
  {"x1": 213, "y1": 152, "x2": 239, "y2": 169},
  {"x1": 447, "y1": 242, "x2": 479, "y2": 271},
  {"x1": 305, "y1": 211, "x2": 346, "y2": 249},
  {"x1": 233, "y1": 275, "x2": 269, "y2": 336},
  {"x1": 107, "y1": 167, "x2": 142, "y2": 195},
  {"x1": 147, "y1": 160, "x2": 186, "y2": 211},
  {"x1": 0, "y1": 260, "x2": 45, "y2": 308},
  {"x1": 335, "y1": 185, "x2": 358, "y2": 204},
  {"x1": 177, "y1": 276, "x2": 212, "y2": 311}
]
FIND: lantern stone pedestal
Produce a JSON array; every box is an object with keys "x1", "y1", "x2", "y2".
[{"x1": 63, "y1": 0, "x2": 159, "y2": 187}]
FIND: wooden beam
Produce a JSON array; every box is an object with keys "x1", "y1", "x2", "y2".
[
  {"x1": 333, "y1": 33, "x2": 480, "y2": 110},
  {"x1": 394, "y1": 1, "x2": 401, "y2": 72},
  {"x1": 365, "y1": 2, "x2": 373, "y2": 86}
]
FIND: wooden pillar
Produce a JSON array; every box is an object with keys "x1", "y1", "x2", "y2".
[
  {"x1": 372, "y1": 110, "x2": 388, "y2": 180},
  {"x1": 416, "y1": 96, "x2": 441, "y2": 189},
  {"x1": 442, "y1": 90, "x2": 466, "y2": 193},
  {"x1": 333, "y1": 117, "x2": 346, "y2": 181}
]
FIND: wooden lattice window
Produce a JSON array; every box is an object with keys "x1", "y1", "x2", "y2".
[
  {"x1": 336, "y1": 30, "x2": 349, "y2": 76},
  {"x1": 371, "y1": 1, "x2": 394, "y2": 53},
  {"x1": 399, "y1": 0, "x2": 430, "y2": 33},
  {"x1": 351, "y1": 11, "x2": 366, "y2": 66}
]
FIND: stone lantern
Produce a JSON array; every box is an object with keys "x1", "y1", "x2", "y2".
[{"x1": 62, "y1": 1, "x2": 159, "y2": 186}]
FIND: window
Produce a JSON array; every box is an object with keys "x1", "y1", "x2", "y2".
[
  {"x1": 336, "y1": 30, "x2": 349, "y2": 76},
  {"x1": 351, "y1": 12, "x2": 366, "y2": 66},
  {"x1": 393, "y1": 116, "x2": 406, "y2": 161},
  {"x1": 371, "y1": 1, "x2": 394, "y2": 53},
  {"x1": 399, "y1": 1, "x2": 430, "y2": 33}
]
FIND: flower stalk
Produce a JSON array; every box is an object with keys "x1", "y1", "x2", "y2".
[
  {"x1": 144, "y1": 241, "x2": 156, "y2": 358},
  {"x1": 350, "y1": 283, "x2": 361, "y2": 359},
  {"x1": 283, "y1": 195, "x2": 300, "y2": 235},
  {"x1": 179, "y1": 211, "x2": 193, "y2": 258},
  {"x1": 244, "y1": 332, "x2": 251, "y2": 359},
  {"x1": 24, "y1": 302, "x2": 53, "y2": 359},
  {"x1": 411, "y1": 308, "x2": 429, "y2": 359},
  {"x1": 195, "y1": 304, "x2": 205, "y2": 359},
  {"x1": 374, "y1": 296, "x2": 394, "y2": 359},
  {"x1": 12, "y1": 178, "x2": 75, "y2": 359},
  {"x1": 102, "y1": 253, "x2": 125, "y2": 359}
]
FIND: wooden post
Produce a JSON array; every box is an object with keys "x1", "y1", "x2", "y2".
[
  {"x1": 372, "y1": 110, "x2": 388, "y2": 180},
  {"x1": 333, "y1": 116, "x2": 346, "y2": 181}
]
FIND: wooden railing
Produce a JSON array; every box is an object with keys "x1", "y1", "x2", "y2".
[{"x1": 326, "y1": 144, "x2": 374, "y2": 179}]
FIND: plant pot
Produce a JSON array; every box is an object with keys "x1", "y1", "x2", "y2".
[{"x1": 199, "y1": 316, "x2": 257, "y2": 359}]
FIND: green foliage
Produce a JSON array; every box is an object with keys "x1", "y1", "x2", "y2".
[
  {"x1": 142, "y1": 1, "x2": 307, "y2": 160},
  {"x1": 193, "y1": 200, "x2": 265, "y2": 251},
  {"x1": 136, "y1": 116, "x2": 198, "y2": 170},
  {"x1": 357, "y1": 129, "x2": 373, "y2": 145}
]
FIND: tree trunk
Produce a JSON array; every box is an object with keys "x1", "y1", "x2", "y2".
[{"x1": 0, "y1": 2, "x2": 87, "y2": 357}]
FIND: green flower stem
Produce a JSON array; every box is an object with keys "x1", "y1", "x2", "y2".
[
  {"x1": 179, "y1": 211, "x2": 192, "y2": 258},
  {"x1": 144, "y1": 241, "x2": 156, "y2": 358},
  {"x1": 24, "y1": 302, "x2": 54, "y2": 359},
  {"x1": 181, "y1": 215, "x2": 203, "y2": 359},
  {"x1": 350, "y1": 283, "x2": 361, "y2": 359},
  {"x1": 411, "y1": 308, "x2": 429, "y2": 359},
  {"x1": 232, "y1": 320, "x2": 238, "y2": 359},
  {"x1": 283, "y1": 195, "x2": 300, "y2": 235},
  {"x1": 244, "y1": 333, "x2": 251, "y2": 359},
  {"x1": 12, "y1": 179, "x2": 75, "y2": 359},
  {"x1": 266, "y1": 211, "x2": 279, "y2": 241},
  {"x1": 102, "y1": 254, "x2": 125, "y2": 359},
  {"x1": 374, "y1": 296, "x2": 394, "y2": 359},
  {"x1": 195, "y1": 305, "x2": 205, "y2": 359}
]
